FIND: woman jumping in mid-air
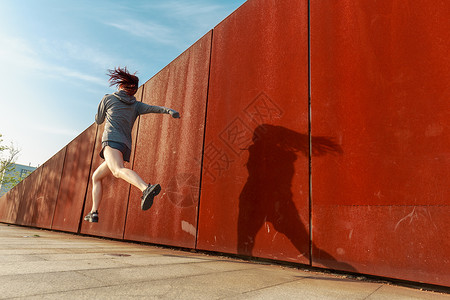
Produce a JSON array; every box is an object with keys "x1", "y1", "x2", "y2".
[{"x1": 84, "y1": 67, "x2": 180, "y2": 223}]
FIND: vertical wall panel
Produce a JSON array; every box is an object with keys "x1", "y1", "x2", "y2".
[
  {"x1": 80, "y1": 88, "x2": 143, "y2": 239},
  {"x1": 52, "y1": 124, "x2": 97, "y2": 232},
  {"x1": 0, "y1": 178, "x2": 25, "y2": 224},
  {"x1": 31, "y1": 147, "x2": 66, "y2": 229},
  {"x1": 123, "y1": 32, "x2": 212, "y2": 248},
  {"x1": 0, "y1": 188, "x2": 12, "y2": 223},
  {"x1": 311, "y1": 0, "x2": 450, "y2": 286},
  {"x1": 14, "y1": 167, "x2": 43, "y2": 226},
  {"x1": 196, "y1": 0, "x2": 311, "y2": 264}
]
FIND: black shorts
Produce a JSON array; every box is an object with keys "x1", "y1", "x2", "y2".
[{"x1": 100, "y1": 141, "x2": 131, "y2": 162}]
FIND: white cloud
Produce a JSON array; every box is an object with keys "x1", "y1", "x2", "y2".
[
  {"x1": 101, "y1": 1, "x2": 232, "y2": 49},
  {"x1": 39, "y1": 39, "x2": 122, "y2": 70},
  {"x1": 0, "y1": 36, "x2": 42, "y2": 70},
  {"x1": 0, "y1": 33, "x2": 106, "y2": 86},
  {"x1": 36, "y1": 125, "x2": 80, "y2": 138},
  {"x1": 140, "y1": 1, "x2": 224, "y2": 19},
  {"x1": 104, "y1": 19, "x2": 178, "y2": 46},
  {"x1": 50, "y1": 66, "x2": 105, "y2": 86}
]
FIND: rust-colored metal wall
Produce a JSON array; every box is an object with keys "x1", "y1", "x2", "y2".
[
  {"x1": 52, "y1": 124, "x2": 97, "y2": 232},
  {"x1": 26, "y1": 148, "x2": 67, "y2": 229},
  {"x1": 123, "y1": 32, "x2": 212, "y2": 248},
  {"x1": 196, "y1": 0, "x2": 311, "y2": 264},
  {"x1": 1, "y1": 147, "x2": 64, "y2": 228},
  {"x1": 0, "y1": 177, "x2": 25, "y2": 224},
  {"x1": 2, "y1": 0, "x2": 448, "y2": 288},
  {"x1": 311, "y1": 0, "x2": 450, "y2": 286},
  {"x1": 14, "y1": 167, "x2": 42, "y2": 226},
  {"x1": 80, "y1": 88, "x2": 143, "y2": 239}
]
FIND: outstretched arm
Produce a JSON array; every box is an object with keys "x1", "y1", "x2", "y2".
[{"x1": 137, "y1": 102, "x2": 180, "y2": 118}]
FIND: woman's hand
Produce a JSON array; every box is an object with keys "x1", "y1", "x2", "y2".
[{"x1": 169, "y1": 109, "x2": 180, "y2": 119}]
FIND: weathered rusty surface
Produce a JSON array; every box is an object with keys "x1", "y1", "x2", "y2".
[
  {"x1": 0, "y1": 178, "x2": 25, "y2": 224},
  {"x1": 310, "y1": 0, "x2": 450, "y2": 286},
  {"x1": 14, "y1": 167, "x2": 43, "y2": 226},
  {"x1": 52, "y1": 124, "x2": 97, "y2": 232},
  {"x1": 30, "y1": 147, "x2": 67, "y2": 229},
  {"x1": 2, "y1": 0, "x2": 448, "y2": 287},
  {"x1": 123, "y1": 32, "x2": 212, "y2": 248},
  {"x1": 196, "y1": 0, "x2": 311, "y2": 264}
]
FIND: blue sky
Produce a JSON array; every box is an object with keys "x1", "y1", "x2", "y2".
[{"x1": 0, "y1": 0, "x2": 246, "y2": 166}]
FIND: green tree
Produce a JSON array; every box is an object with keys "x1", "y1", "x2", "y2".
[{"x1": 0, "y1": 134, "x2": 21, "y2": 189}]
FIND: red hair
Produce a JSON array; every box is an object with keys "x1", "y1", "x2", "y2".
[{"x1": 107, "y1": 67, "x2": 139, "y2": 96}]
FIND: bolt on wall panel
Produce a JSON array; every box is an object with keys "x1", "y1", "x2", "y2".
[
  {"x1": 311, "y1": 0, "x2": 450, "y2": 286},
  {"x1": 80, "y1": 88, "x2": 143, "y2": 239},
  {"x1": 123, "y1": 32, "x2": 212, "y2": 249},
  {"x1": 52, "y1": 124, "x2": 97, "y2": 232},
  {"x1": 196, "y1": 0, "x2": 311, "y2": 264}
]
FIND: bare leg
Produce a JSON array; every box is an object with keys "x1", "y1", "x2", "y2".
[
  {"x1": 90, "y1": 161, "x2": 111, "y2": 213},
  {"x1": 103, "y1": 146, "x2": 148, "y2": 192}
]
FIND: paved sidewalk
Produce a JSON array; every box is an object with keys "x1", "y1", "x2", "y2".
[{"x1": 0, "y1": 224, "x2": 448, "y2": 299}]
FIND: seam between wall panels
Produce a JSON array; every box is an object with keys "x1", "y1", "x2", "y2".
[
  {"x1": 195, "y1": 30, "x2": 214, "y2": 250},
  {"x1": 77, "y1": 125, "x2": 99, "y2": 234},
  {"x1": 50, "y1": 147, "x2": 68, "y2": 229},
  {"x1": 308, "y1": 0, "x2": 313, "y2": 266},
  {"x1": 122, "y1": 85, "x2": 145, "y2": 240},
  {"x1": 33, "y1": 165, "x2": 44, "y2": 227}
]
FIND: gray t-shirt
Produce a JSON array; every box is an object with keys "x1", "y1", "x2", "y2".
[{"x1": 95, "y1": 90, "x2": 172, "y2": 150}]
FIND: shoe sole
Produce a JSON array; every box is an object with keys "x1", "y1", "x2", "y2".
[
  {"x1": 84, "y1": 214, "x2": 98, "y2": 223},
  {"x1": 84, "y1": 217, "x2": 98, "y2": 223},
  {"x1": 142, "y1": 184, "x2": 161, "y2": 211}
]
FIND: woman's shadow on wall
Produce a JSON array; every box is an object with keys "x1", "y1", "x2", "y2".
[{"x1": 238, "y1": 124, "x2": 355, "y2": 271}]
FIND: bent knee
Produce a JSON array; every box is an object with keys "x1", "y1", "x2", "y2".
[
  {"x1": 92, "y1": 170, "x2": 102, "y2": 182},
  {"x1": 92, "y1": 166, "x2": 108, "y2": 182},
  {"x1": 92, "y1": 170, "x2": 101, "y2": 181},
  {"x1": 110, "y1": 167, "x2": 123, "y2": 179}
]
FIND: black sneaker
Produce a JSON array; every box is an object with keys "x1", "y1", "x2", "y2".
[
  {"x1": 141, "y1": 184, "x2": 161, "y2": 211},
  {"x1": 84, "y1": 211, "x2": 98, "y2": 223}
]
